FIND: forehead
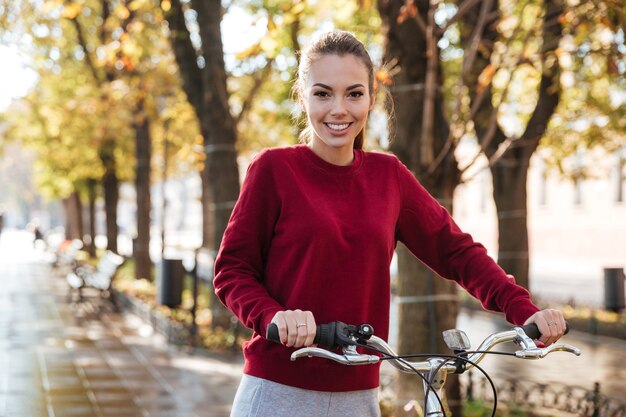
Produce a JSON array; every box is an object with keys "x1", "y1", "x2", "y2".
[{"x1": 304, "y1": 54, "x2": 369, "y2": 87}]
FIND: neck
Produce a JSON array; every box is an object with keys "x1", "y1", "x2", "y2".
[{"x1": 308, "y1": 143, "x2": 354, "y2": 166}]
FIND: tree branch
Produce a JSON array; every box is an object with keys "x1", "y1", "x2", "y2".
[
  {"x1": 428, "y1": 0, "x2": 495, "y2": 175},
  {"x1": 165, "y1": 0, "x2": 204, "y2": 119},
  {"x1": 420, "y1": 0, "x2": 438, "y2": 166},
  {"x1": 439, "y1": 0, "x2": 484, "y2": 35},
  {"x1": 462, "y1": 0, "x2": 495, "y2": 77},
  {"x1": 68, "y1": 16, "x2": 103, "y2": 86},
  {"x1": 235, "y1": 57, "x2": 275, "y2": 126},
  {"x1": 517, "y1": 1, "x2": 564, "y2": 151}
]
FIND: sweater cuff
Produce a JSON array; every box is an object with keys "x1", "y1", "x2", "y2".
[
  {"x1": 505, "y1": 302, "x2": 540, "y2": 326},
  {"x1": 260, "y1": 307, "x2": 283, "y2": 338}
]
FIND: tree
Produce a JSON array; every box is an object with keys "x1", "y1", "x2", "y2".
[
  {"x1": 41, "y1": 0, "x2": 193, "y2": 280},
  {"x1": 458, "y1": 0, "x2": 564, "y2": 291},
  {"x1": 377, "y1": 1, "x2": 462, "y2": 413},
  {"x1": 164, "y1": 0, "x2": 241, "y2": 328}
]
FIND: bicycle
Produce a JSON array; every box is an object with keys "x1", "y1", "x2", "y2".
[{"x1": 267, "y1": 320, "x2": 581, "y2": 417}]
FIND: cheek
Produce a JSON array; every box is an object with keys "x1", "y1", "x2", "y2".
[
  {"x1": 352, "y1": 103, "x2": 371, "y2": 119},
  {"x1": 305, "y1": 100, "x2": 325, "y2": 120}
]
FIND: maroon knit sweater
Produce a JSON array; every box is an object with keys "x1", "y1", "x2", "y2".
[{"x1": 214, "y1": 145, "x2": 539, "y2": 392}]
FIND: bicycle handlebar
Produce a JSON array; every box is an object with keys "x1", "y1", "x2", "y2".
[
  {"x1": 266, "y1": 321, "x2": 580, "y2": 417},
  {"x1": 266, "y1": 320, "x2": 581, "y2": 372},
  {"x1": 266, "y1": 321, "x2": 563, "y2": 348}
]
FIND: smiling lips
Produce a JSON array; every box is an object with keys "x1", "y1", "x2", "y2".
[{"x1": 326, "y1": 122, "x2": 351, "y2": 132}]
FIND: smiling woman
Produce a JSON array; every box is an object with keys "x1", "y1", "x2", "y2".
[
  {"x1": 213, "y1": 29, "x2": 568, "y2": 417},
  {"x1": 0, "y1": 44, "x2": 38, "y2": 111}
]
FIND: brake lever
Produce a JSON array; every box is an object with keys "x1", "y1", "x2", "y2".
[
  {"x1": 515, "y1": 342, "x2": 582, "y2": 359},
  {"x1": 512, "y1": 326, "x2": 582, "y2": 359},
  {"x1": 291, "y1": 346, "x2": 380, "y2": 365}
]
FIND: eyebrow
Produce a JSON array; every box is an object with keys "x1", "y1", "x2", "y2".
[{"x1": 313, "y1": 83, "x2": 366, "y2": 90}]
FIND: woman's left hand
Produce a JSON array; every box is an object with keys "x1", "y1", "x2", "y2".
[{"x1": 523, "y1": 309, "x2": 566, "y2": 346}]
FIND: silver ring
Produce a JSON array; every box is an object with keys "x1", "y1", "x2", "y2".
[
  {"x1": 548, "y1": 322, "x2": 556, "y2": 326},
  {"x1": 296, "y1": 323, "x2": 307, "y2": 328}
]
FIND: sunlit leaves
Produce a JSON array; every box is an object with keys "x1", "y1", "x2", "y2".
[
  {"x1": 61, "y1": 3, "x2": 83, "y2": 19},
  {"x1": 540, "y1": 0, "x2": 626, "y2": 179},
  {"x1": 397, "y1": 0, "x2": 418, "y2": 25},
  {"x1": 41, "y1": 0, "x2": 63, "y2": 15},
  {"x1": 477, "y1": 64, "x2": 495, "y2": 94}
]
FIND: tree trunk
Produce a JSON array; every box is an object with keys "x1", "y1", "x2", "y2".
[
  {"x1": 86, "y1": 179, "x2": 97, "y2": 257},
  {"x1": 134, "y1": 96, "x2": 152, "y2": 281},
  {"x1": 200, "y1": 169, "x2": 212, "y2": 248},
  {"x1": 465, "y1": 0, "x2": 564, "y2": 291},
  {"x1": 63, "y1": 191, "x2": 83, "y2": 240},
  {"x1": 166, "y1": 0, "x2": 240, "y2": 329},
  {"x1": 378, "y1": 1, "x2": 462, "y2": 415},
  {"x1": 100, "y1": 140, "x2": 119, "y2": 254}
]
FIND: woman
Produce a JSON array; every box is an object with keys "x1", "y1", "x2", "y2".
[{"x1": 214, "y1": 30, "x2": 565, "y2": 417}]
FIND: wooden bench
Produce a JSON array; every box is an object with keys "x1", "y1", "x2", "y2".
[
  {"x1": 52, "y1": 239, "x2": 84, "y2": 270},
  {"x1": 67, "y1": 251, "x2": 125, "y2": 308}
]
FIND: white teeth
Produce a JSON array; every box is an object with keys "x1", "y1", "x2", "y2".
[{"x1": 327, "y1": 123, "x2": 349, "y2": 131}]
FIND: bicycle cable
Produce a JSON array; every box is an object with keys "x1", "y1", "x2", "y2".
[
  {"x1": 356, "y1": 342, "x2": 446, "y2": 414},
  {"x1": 357, "y1": 343, "x2": 504, "y2": 417}
]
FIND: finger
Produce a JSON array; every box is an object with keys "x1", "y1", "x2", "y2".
[
  {"x1": 528, "y1": 313, "x2": 552, "y2": 346},
  {"x1": 285, "y1": 313, "x2": 298, "y2": 347},
  {"x1": 559, "y1": 314, "x2": 567, "y2": 334},
  {"x1": 304, "y1": 311, "x2": 317, "y2": 347},
  {"x1": 293, "y1": 310, "x2": 309, "y2": 348},
  {"x1": 270, "y1": 311, "x2": 289, "y2": 345},
  {"x1": 542, "y1": 310, "x2": 562, "y2": 346}
]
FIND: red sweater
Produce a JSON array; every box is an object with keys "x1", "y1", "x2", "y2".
[{"x1": 214, "y1": 145, "x2": 539, "y2": 392}]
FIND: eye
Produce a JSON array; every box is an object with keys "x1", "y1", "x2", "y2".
[
  {"x1": 349, "y1": 91, "x2": 364, "y2": 98},
  {"x1": 313, "y1": 91, "x2": 330, "y2": 98}
]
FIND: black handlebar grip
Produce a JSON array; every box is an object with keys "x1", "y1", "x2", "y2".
[
  {"x1": 521, "y1": 323, "x2": 541, "y2": 340},
  {"x1": 521, "y1": 322, "x2": 570, "y2": 340},
  {"x1": 266, "y1": 322, "x2": 338, "y2": 349},
  {"x1": 266, "y1": 323, "x2": 281, "y2": 343}
]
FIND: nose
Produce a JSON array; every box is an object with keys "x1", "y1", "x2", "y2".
[{"x1": 330, "y1": 97, "x2": 347, "y2": 116}]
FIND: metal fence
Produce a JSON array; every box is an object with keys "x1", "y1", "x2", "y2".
[{"x1": 462, "y1": 372, "x2": 626, "y2": 417}]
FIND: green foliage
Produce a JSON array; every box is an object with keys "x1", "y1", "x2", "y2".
[
  {"x1": 541, "y1": 0, "x2": 626, "y2": 179},
  {"x1": 464, "y1": 400, "x2": 528, "y2": 417},
  {"x1": 224, "y1": 0, "x2": 383, "y2": 153},
  {"x1": 2, "y1": 0, "x2": 203, "y2": 201}
]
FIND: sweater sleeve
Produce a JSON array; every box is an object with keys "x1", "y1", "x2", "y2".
[
  {"x1": 213, "y1": 150, "x2": 284, "y2": 336},
  {"x1": 393, "y1": 158, "x2": 539, "y2": 325}
]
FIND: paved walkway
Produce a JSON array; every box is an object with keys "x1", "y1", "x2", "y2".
[{"x1": 0, "y1": 230, "x2": 243, "y2": 417}]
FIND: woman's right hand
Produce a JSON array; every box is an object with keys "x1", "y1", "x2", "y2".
[{"x1": 270, "y1": 310, "x2": 316, "y2": 348}]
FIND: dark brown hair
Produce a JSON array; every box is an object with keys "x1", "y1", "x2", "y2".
[{"x1": 293, "y1": 31, "x2": 375, "y2": 150}]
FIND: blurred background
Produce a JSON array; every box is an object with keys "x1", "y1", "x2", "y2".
[{"x1": 0, "y1": 0, "x2": 624, "y2": 416}]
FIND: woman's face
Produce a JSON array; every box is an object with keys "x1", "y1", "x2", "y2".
[{"x1": 302, "y1": 54, "x2": 373, "y2": 164}]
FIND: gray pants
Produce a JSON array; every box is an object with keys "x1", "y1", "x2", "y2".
[{"x1": 230, "y1": 374, "x2": 381, "y2": 417}]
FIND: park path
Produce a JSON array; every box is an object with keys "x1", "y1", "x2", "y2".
[{"x1": 0, "y1": 230, "x2": 243, "y2": 417}]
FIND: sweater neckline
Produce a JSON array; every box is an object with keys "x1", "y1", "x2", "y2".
[{"x1": 298, "y1": 144, "x2": 363, "y2": 175}]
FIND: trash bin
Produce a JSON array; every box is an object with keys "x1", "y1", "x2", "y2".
[
  {"x1": 604, "y1": 267, "x2": 625, "y2": 312},
  {"x1": 157, "y1": 258, "x2": 184, "y2": 308}
]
